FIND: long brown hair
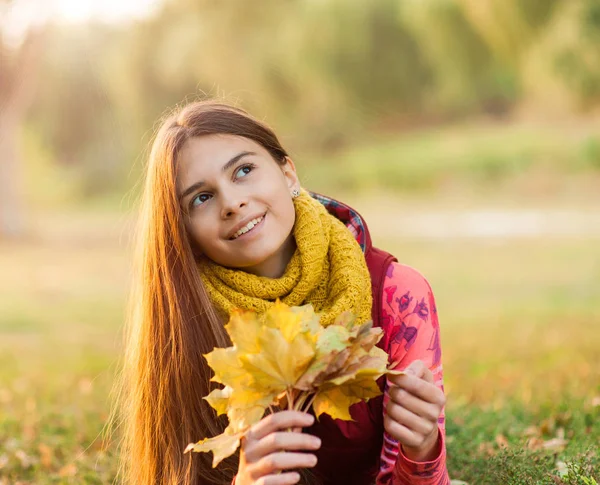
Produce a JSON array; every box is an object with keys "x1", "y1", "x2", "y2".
[{"x1": 113, "y1": 100, "x2": 292, "y2": 484}]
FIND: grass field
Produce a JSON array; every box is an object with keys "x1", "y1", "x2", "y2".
[{"x1": 1, "y1": 195, "x2": 598, "y2": 484}]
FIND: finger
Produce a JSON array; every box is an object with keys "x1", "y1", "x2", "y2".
[
  {"x1": 387, "y1": 362, "x2": 432, "y2": 387},
  {"x1": 389, "y1": 375, "x2": 445, "y2": 407},
  {"x1": 388, "y1": 385, "x2": 444, "y2": 421},
  {"x1": 256, "y1": 472, "x2": 301, "y2": 485},
  {"x1": 244, "y1": 431, "x2": 321, "y2": 463},
  {"x1": 387, "y1": 360, "x2": 426, "y2": 384},
  {"x1": 383, "y1": 415, "x2": 423, "y2": 449},
  {"x1": 406, "y1": 359, "x2": 430, "y2": 378},
  {"x1": 247, "y1": 411, "x2": 314, "y2": 441},
  {"x1": 404, "y1": 360, "x2": 434, "y2": 384},
  {"x1": 251, "y1": 451, "x2": 317, "y2": 477},
  {"x1": 386, "y1": 401, "x2": 436, "y2": 436}
]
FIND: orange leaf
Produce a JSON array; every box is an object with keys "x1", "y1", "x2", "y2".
[{"x1": 59, "y1": 463, "x2": 77, "y2": 477}]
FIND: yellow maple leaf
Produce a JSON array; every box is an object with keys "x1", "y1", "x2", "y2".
[
  {"x1": 184, "y1": 426, "x2": 243, "y2": 468},
  {"x1": 227, "y1": 405, "x2": 267, "y2": 434},
  {"x1": 316, "y1": 324, "x2": 351, "y2": 353},
  {"x1": 295, "y1": 324, "x2": 351, "y2": 390},
  {"x1": 313, "y1": 376, "x2": 382, "y2": 420},
  {"x1": 225, "y1": 387, "x2": 278, "y2": 433},
  {"x1": 240, "y1": 326, "x2": 315, "y2": 391},
  {"x1": 204, "y1": 347, "x2": 248, "y2": 388},
  {"x1": 333, "y1": 310, "x2": 360, "y2": 331},
  {"x1": 304, "y1": 321, "x2": 388, "y2": 419},
  {"x1": 357, "y1": 327, "x2": 384, "y2": 351},
  {"x1": 386, "y1": 369, "x2": 406, "y2": 376},
  {"x1": 295, "y1": 347, "x2": 349, "y2": 391},
  {"x1": 328, "y1": 325, "x2": 385, "y2": 375},
  {"x1": 224, "y1": 309, "x2": 262, "y2": 353},
  {"x1": 291, "y1": 304, "x2": 323, "y2": 335},
  {"x1": 347, "y1": 320, "x2": 383, "y2": 351},
  {"x1": 189, "y1": 302, "x2": 399, "y2": 467},
  {"x1": 263, "y1": 300, "x2": 306, "y2": 342},
  {"x1": 327, "y1": 355, "x2": 387, "y2": 387},
  {"x1": 205, "y1": 386, "x2": 277, "y2": 433},
  {"x1": 204, "y1": 386, "x2": 233, "y2": 416}
]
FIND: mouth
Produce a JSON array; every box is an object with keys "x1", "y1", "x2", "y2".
[{"x1": 229, "y1": 213, "x2": 266, "y2": 240}]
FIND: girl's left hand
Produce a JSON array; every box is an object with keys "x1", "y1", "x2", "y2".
[{"x1": 384, "y1": 360, "x2": 446, "y2": 462}]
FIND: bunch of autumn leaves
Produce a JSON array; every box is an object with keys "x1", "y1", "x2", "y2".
[{"x1": 185, "y1": 301, "x2": 402, "y2": 467}]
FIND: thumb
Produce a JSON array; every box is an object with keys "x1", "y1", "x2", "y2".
[{"x1": 404, "y1": 360, "x2": 425, "y2": 377}]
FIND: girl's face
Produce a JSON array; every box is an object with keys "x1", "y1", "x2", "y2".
[{"x1": 176, "y1": 134, "x2": 300, "y2": 278}]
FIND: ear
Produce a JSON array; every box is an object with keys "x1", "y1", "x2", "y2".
[{"x1": 281, "y1": 156, "x2": 300, "y2": 193}]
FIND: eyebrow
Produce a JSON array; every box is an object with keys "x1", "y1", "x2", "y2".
[{"x1": 178, "y1": 151, "x2": 256, "y2": 202}]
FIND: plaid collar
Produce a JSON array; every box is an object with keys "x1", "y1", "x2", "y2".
[{"x1": 309, "y1": 191, "x2": 371, "y2": 254}]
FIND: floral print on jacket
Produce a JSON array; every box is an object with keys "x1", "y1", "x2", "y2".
[{"x1": 376, "y1": 262, "x2": 449, "y2": 485}]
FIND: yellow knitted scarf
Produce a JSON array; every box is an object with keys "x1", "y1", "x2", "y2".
[{"x1": 199, "y1": 189, "x2": 372, "y2": 327}]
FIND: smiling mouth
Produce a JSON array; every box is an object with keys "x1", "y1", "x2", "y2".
[{"x1": 229, "y1": 213, "x2": 266, "y2": 240}]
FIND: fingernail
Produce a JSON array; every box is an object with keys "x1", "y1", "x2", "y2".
[
  {"x1": 304, "y1": 414, "x2": 315, "y2": 425},
  {"x1": 311, "y1": 437, "x2": 321, "y2": 447}
]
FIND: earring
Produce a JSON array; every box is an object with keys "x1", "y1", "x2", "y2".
[{"x1": 291, "y1": 189, "x2": 300, "y2": 198}]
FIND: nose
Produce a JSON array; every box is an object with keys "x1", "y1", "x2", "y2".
[{"x1": 220, "y1": 190, "x2": 247, "y2": 219}]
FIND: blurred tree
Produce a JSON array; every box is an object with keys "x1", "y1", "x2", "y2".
[
  {"x1": 454, "y1": 0, "x2": 560, "y2": 114},
  {"x1": 107, "y1": 0, "x2": 310, "y2": 150},
  {"x1": 30, "y1": 24, "x2": 129, "y2": 198},
  {"x1": 457, "y1": 0, "x2": 559, "y2": 64},
  {"x1": 400, "y1": 0, "x2": 499, "y2": 115},
  {"x1": 0, "y1": 0, "x2": 45, "y2": 238},
  {"x1": 522, "y1": 0, "x2": 600, "y2": 113},
  {"x1": 110, "y1": 0, "x2": 436, "y2": 153},
  {"x1": 19, "y1": 0, "x2": 600, "y2": 206},
  {"x1": 297, "y1": 0, "x2": 432, "y2": 141},
  {"x1": 550, "y1": 0, "x2": 600, "y2": 108}
]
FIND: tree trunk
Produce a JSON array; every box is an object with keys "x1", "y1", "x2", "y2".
[
  {"x1": 0, "y1": 28, "x2": 45, "y2": 239},
  {"x1": 0, "y1": 117, "x2": 24, "y2": 238}
]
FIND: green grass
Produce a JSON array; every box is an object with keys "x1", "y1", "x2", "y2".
[
  {"x1": 299, "y1": 120, "x2": 600, "y2": 197},
  {"x1": 446, "y1": 401, "x2": 600, "y2": 484},
  {"x1": 1, "y1": 199, "x2": 599, "y2": 483}
]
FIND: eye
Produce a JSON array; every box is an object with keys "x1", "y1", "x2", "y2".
[
  {"x1": 190, "y1": 193, "x2": 211, "y2": 209},
  {"x1": 235, "y1": 163, "x2": 255, "y2": 179}
]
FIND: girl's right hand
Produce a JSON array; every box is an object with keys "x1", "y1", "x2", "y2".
[{"x1": 236, "y1": 411, "x2": 321, "y2": 485}]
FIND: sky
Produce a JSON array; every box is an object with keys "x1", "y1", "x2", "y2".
[
  {"x1": 46, "y1": 0, "x2": 161, "y2": 23},
  {"x1": 1, "y1": 0, "x2": 161, "y2": 46}
]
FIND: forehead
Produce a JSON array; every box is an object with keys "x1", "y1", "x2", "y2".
[{"x1": 177, "y1": 134, "x2": 265, "y2": 184}]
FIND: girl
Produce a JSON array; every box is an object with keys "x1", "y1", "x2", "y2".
[{"x1": 118, "y1": 100, "x2": 449, "y2": 485}]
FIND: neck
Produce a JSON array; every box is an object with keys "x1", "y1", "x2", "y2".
[{"x1": 243, "y1": 232, "x2": 297, "y2": 279}]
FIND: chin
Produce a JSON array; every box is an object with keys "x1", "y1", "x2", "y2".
[
  {"x1": 236, "y1": 245, "x2": 282, "y2": 270},
  {"x1": 237, "y1": 252, "x2": 276, "y2": 269}
]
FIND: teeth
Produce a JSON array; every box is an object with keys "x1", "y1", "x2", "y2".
[{"x1": 231, "y1": 216, "x2": 263, "y2": 239}]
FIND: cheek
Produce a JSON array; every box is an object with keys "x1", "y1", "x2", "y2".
[
  {"x1": 186, "y1": 216, "x2": 217, "y2": 252},
  {"x1": 279, "y1": 200, "x2": 296, "y2": 235}
]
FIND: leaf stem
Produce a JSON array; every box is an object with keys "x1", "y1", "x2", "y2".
[
  {"x1": 293, "y1": 391, "x2": 310, "y2": 411},
  {"x1": 286, "y1": 388, "x2": 295, "y2": 410},
  {"x1": 301, "y1": 393, "x2": 317, "y2": 414}
]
